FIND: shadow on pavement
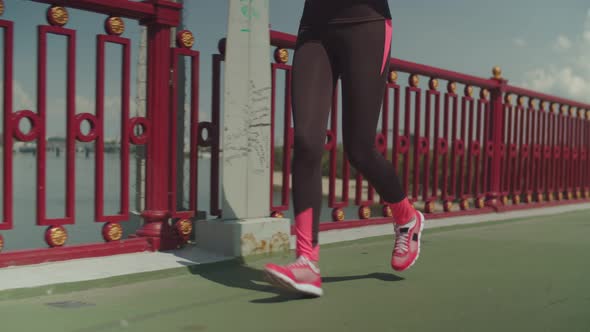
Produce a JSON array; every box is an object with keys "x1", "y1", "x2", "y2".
[{"x1": 175, "y1": 258, "x2": 404, "y2": 304}]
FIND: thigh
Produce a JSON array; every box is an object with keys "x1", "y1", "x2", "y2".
[
  {"x1": 291, "y1": 28, "x2": 338, "y2": 149},
  {"x1": 335, "y1": 20, "x2": 391, "y2": 148}
]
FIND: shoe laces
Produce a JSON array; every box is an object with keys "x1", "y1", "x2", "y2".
[
  {"x1": 286, "y1": 256, "x2": 320, "y2": 273},
  {"x1": 394, "y1": 218, "x2": 416, "y2": 254}
]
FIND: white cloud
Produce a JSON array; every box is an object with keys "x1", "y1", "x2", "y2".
[
  {"x1": 523, "y1": 66, "x2": 590, "y2": 103},
  {"x1": 522, "y1": 11, "x2": 590, "y2": 104},
  {"x1": 554, "y1": 35, "x2": 572, "y2": 51},
  {"x1": 513, "y1": 38, "x2": 527, "y2": 48}
]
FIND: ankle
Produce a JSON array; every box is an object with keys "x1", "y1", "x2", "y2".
[{"x1": 391, "y1": 198, "x2": 416, "y2": 225}]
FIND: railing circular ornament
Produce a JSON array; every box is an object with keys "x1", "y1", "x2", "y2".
[
  {"x1": 475, "y1": 197, "x2": 485, "y2": 209},
  {"x1": 409, "y1": 74, "x2": 419, "y2": 87},
  {"x1": 480, "y1": 89, "x2": 489, "y2": 99},
  {"x1": 459, "y1": 199, "x2": 469, "y2": 210},
  {"x1": 561, "y1": 105, "x2": 568, "y2": 115},
  {"x1": 358, "y1": 206, "x2": 371, "y2": 219},
  {"x1": 45, "y1": 226, "x2": 68, "y2": 247},
  {"x1": 429, "y1": 78, "x2": 438, "y2": 90},
  {"x1": 273, "y1": 48, "x2": 289, "y2": 63},
  {"x1": 388, "y1": 70, "x2": 398, "y2": 83},
  {"x1": 105, "y1": 16, "x2": 125, "y2": 36},
  {"x1": 447, "y1": 82, "x2": 457, "y2": 94},
  {"x1": 332, "y1": 208, "x2": 345, "y2": 222},
  {"x1": 443, "y1": 201, "x2": 453, "y2": 212},
  {"x1": 177, "y1": 30, "x2": 195, "y2": 49},
  {"x1": 47, "y1": 5, "x2": 69, "y2": 26},
  {"x1": 382, "y1": 204, "x2": 392, "y2": 218},
  {"x1": 528, "y1": 98, "x2": 536, "y2": 108},
  {"x1": 102, "y1": 222, "x2": 123, "y2": 242},
  {"x1": 492, "y1": 66, "x2": 502, "y2": 79},
  {"x1": 175, "y1": 219, "x2": 193, "y2": 240},
  {"x1": 513, "y1": 195, "x2": 521, "y2": 205},
  {"x1": 502, "y1": 196, "x2": 509, "y2": 205},
  {"x1": 569, "y1": 107, "x2": 576, "y2": 117},
  {"x1": 271, "y1": 211, "x2": 284, "y2": 218},
  {"x1": 0, "y1": 0, "x2": 5, "y2": 16},
  {"x1": 424, "y1": 201, "x2": 435, "y2": 213}
]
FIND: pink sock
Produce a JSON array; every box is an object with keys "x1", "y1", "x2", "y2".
[
  {"x1": 295, "y1": 208, "x2": 319, "y2": 261},
  {"x1": 391, "y1": 198, "x2": 416, "y2": 225}
]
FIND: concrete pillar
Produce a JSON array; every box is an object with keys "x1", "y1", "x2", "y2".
[{"x1": 195, "y1": 0, "x2": 290, "y2": 257}]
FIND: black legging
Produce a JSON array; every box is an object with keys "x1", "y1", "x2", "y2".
[{"x1": 291, "y1": 20, "x2": 405, "y2": 247}]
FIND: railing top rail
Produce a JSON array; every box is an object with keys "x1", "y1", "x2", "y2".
[
  {"x1": 505, "y1": 85, "x2": 590, "y2": 110},
  {"x1": 29, "y1": 0, "x2": 181, "y2": 22},
  {"x1": 389, "y1": 58, "x2": 499, "y2": 90},
  {"x1": 270, "y1": 30, "x2": 590, "y2": 108},
  {"x1": 270, "y1": 30, "x2": 499, "y2": 89}
]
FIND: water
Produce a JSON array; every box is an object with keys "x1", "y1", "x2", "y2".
[{"x1": 1, "y1": 149, "x2": 375, "y2": 252}]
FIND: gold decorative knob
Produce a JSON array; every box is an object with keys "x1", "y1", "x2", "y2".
[
  {"x1": 105, "y1": 16, "x2": 125, "y2": 36},
  {"x1": 409, "y1": 74, "x2": 420, "y2": 88},
  {"x1": 47, "y1": 5, "x2": 69, "y2": 26},
  {"x1": 480, "y1": 89, "x2": 489, "y2": 99},
  {"x1": 332, "y1": 208, "x2": 345, "y2": 222},
  {"x1": 176, "y1": 219, "x2": 193, "y2": 238},
  {"x1": 561, "y1": 105, "x2": 568, "y2": 115},
  {"x1": 45, "y1": 226, "x2": 68, "y2": 247},
  {"x1": 271, "y1": 211, "x2": 284, "y2": 218},
  {"x1": 443, "y1": 201, "x2": 453, "y2": 212},
  {"x1": 447, "y1": 82, "x2": 457, "y2": 94},
  {"x1": 273, "y1": 48, "x2": 289, "y2": 64},
  {"x1": 429, "y1": 78, "x2": 439, "y2": 90},
  {"x1": 358, "y1": 206, "x2": 371, "y2": 219},
  {"x1": 176, "y1": 30, "x2": 195, "y2": 49},
  {"x1": 102, "y1": 222, "x2": 123, "y2": 242},
  {"x1": 492, "y1": 66, "x2": 502, "y2": 79},
  {"x1": 569, "y1": 107, "x2": 576, "y2": 117},
  {"x1": 383, "y1": 205, "x2": 393, "y2": 218},
  {"x1": 0, "y1": 0, "x2": 5, "y2": 16},
  {"x1": 388, "y1": 70, "x2": 398, "y2": 83}
]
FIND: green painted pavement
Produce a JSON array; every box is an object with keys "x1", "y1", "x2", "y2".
[{"x1": 1, "y1": 210, "x2": 589, "y2": 332}]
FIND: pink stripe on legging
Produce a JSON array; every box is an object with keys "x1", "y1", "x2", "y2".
[
  {"x1": 381, "y1": 19, "x2": 392, "y2": 75},
  {"x1": 295, "y1": 208, "x2": 319, "y2": 261}
]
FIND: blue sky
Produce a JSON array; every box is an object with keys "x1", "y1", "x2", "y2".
[{"x1": 1, "y1": 0, "x2": 590, "y2": 139}]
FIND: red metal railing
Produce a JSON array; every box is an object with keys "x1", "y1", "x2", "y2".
[
  {"x1": 0, "y1": 0, "x2": 200, "y2": 267},
  {"x1": 266, "y1": 30, "x2": 590, "y2": 232}
]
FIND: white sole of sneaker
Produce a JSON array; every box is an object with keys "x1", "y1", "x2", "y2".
[
  {"x1": 394, "y1": 211, "x2": 425, "y2": 272},
  {"x1": 264, "y1": 269, "x2": 324, "y2": 297}
]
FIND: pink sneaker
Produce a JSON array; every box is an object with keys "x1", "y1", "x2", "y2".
[
  {"x1": 391, "y1": 211, "x2": 425, "y2": 271},
  {"x1": 264, "y1": 256, "x2": 323, "y2": 297}
]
